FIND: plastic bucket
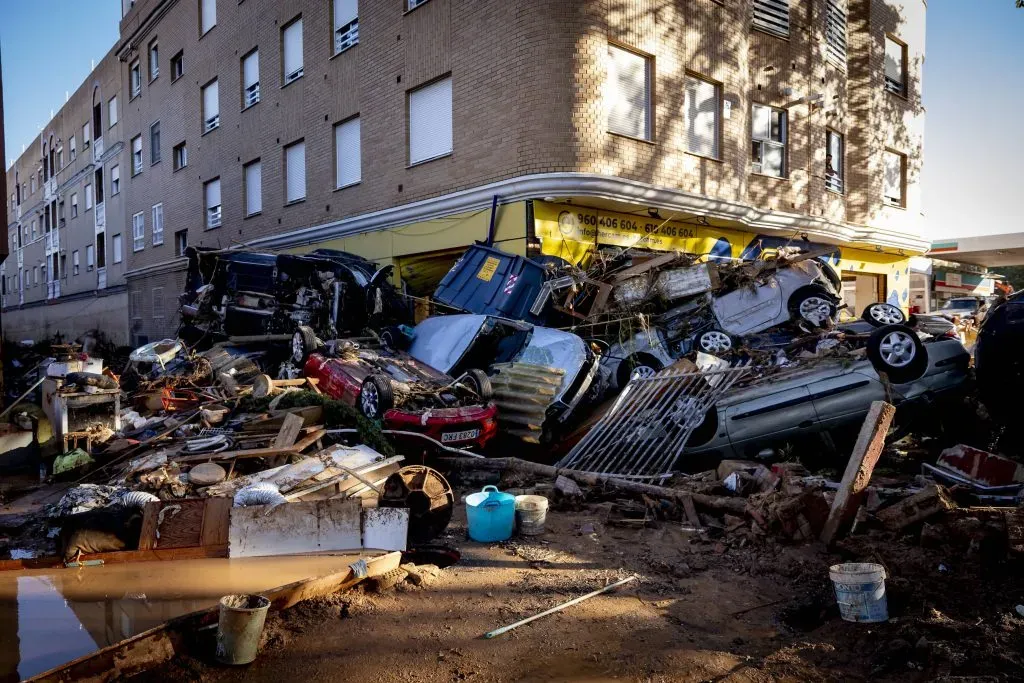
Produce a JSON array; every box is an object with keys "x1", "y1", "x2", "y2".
[
  {"x1": 829, "y1": 563, "x2": 888, "y2": 623},
  {"x1": 215, "y1": 594, "x2": 271, "y2": 664},
  {"x1": 514, "y1": 495, "x2": 549, "y2": 536},
  {"x1": 465, "y1": 485, "x2": 515, "y2": 542}
]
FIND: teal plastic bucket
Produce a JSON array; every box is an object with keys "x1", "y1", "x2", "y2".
[
  {"x1": 829, "y1": 562, "x2": 888, "y2": 623},
  {"x1": 466, "y1": 485, "x2": 515, "y2": 542}
]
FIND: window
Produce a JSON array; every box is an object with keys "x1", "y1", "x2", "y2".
[
  {"x1": 282, "y1": 17, "x2": 304, "y2": 84},
  {"x1": 152, "y1": 203, "x2": 164, "y2": 245},
  {"x1": 171, "y1": 50, "x2": 184, "y2": 80},
  {"x1": 30, "y1": 176, "x2": 35, "y2": 194},
  {"x1": 883, "y1": 150, "x2": 906, "y2": 207},
  {"x1": 202, "y1": 79, "x2": 220, "y2": 132},
  {"x1": 333, "y1": 0, "x2": 358, "y2": 54},
  {"x1": 752, "y1": 0, "x2": 790, "y2": 37},
  {"x1": 200, "y1": 0, "x2": 216, "y2": 35},
  {"x1": 242, "y1": 49, "x2": 260, "y2": 108},
  {"x1": 130, "y1": 59, "x2": 141, "y2": 98},
  {"x1": 175, "y1": 229, "x2": 188, "y2": 256},
  {"x1": 150, "y1": 122, "x2": 161, "y2": 164},
  {"x1": 244, "y1": 159, "x2": 262, "y2": 215},
  {"x1": 605, "y1": 45, "x2": 651, "y2": 140},
  {"x1": 205, "y1": 178, "x2": 222, "y2": 228},
  {"x1": 173, "y1": 141, "x2": 188, "y2": 170},
  {"x1": 407, "y1": 0, "x2": 429, "y2": 9},
  {"x1": 884, "y1": 36, "x2": 907, "y2": 96},
  {"x1": 83, "y1": 122, "x2": 91, "y2": 147},
  {"x1": 73, "y1": 250, "x2": 80, "y2": 276},
  {"x1": 97, "y1": 233, "x2": 105, "y2": 268},
  {"x1": 69, "y1": 134, "x2": 76, "y2": 161},
  {"x1": 408, "y1": 76, "x2": 452, "y2": 164},
  {"x1": 152, "y1": 287, "x2": 164, "y2": 318},
  {"x1": 113, "y1": 233, "x2": 123, "y2": 263},
  {"x1": 826, "y1": 130, "x2": 844, "y2": 193},
  {"x1": 751, "y1": 104, "x2": 786, "y2": 177},
  {"x1": 71, "y1": 193, "x2": 79, "y2": 217},
  {"x1": 149, "y1": 40, "x2": 159, "y2": 80},
  {"x1": 133, "y1": 211, "x2": 145, "y2": 251},
  {"x1": 86, "y1": 244, "x2": 95, "y2": 271},
  {"x1": 33, "y1": 266, "x2": 38, "y2": 285},
  {"x1": 111, "y1": 164, "x2": 121, "y2": 194},
  {"x1": 825, "y1": 0, "x2": 847, "y2": 68},
  {"x1": 131, "y1": 290, "x2": 141, "y2": 320},
  {"x1": 131, "y1": 136, "x2": 143, "y2": 175},
  {"x1": 109, "y1": 96, "x2": 118, "y2": 126},
  {"x1": 85, "y1": 183, "x2": 93, "y2": 209},
  {"x1": 334, "y1": 117, "x2": 361, "y2": 188},
  {"x1": 284, "y1": 141, "x2": 306, "y2": 203},
  {"x1": 684, "y1": 74, "x2": 720, "y2": 159}
]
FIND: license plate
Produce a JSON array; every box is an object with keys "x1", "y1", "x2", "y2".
[{"x1": 441, "y1": 429, "x2": 480, "y2": 443}]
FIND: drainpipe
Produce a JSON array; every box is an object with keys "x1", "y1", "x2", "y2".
[{"x1": 485, "y1": 195, "x2": 499, "y2": 246}]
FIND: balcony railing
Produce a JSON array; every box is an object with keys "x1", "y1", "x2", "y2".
[
  {"x1": 284, "y1": 67, "x2": 303, "y2": 85},
  {"x1": 244, "y1": 83, "x2": 260, "y2": 108},
  {"x1": 334, "y1": 20, "x2": 359, "y2": 54},
  {"x1": 47, "y1": 280, "x2": 60, "y2": 300},
  {"x1": 97, "y1": 267, "x2": 107, "y2": 290},
  {"x1": 207, "y1": 206, "x2": 222, "y2": 229},
  {"x1": 884, "y1": 77, "x2": 906, "y2": 96},
  {"x1": 825, "y1": 174, "x2": 844, "y2": 194},
  {"x1": 44, "y1": 177, "x2": 56, "y2": 201},
  {"x1": 93, "y1": 136, "x2": 104, "y2": 162},
  {"x1": 204, "y1": 115, "x2": 220, "y2": 133},
  {"x1": 95, "y1": 201, "x2": 106, "y2": 229}
]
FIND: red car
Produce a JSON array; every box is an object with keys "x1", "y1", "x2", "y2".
[{"x1": 302, "y1": 345, "x2": 498, "y2": 450}]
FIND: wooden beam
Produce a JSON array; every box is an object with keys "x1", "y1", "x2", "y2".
[
  {"x1": 819, "y1": 401, "x2": 896, "y2": 545},
  {"x1": 0, "y1": 544, "x2": 229, "y2": 572}
]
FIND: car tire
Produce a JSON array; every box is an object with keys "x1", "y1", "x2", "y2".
[
  {"x1": 696, "y1": 329, "x2": 733, "y2": 355},
  {"x1": 462, "y1": 368, "x2": 494, "y2": 400},
  {"x1": 866, "y1": 324, "x2": 927, "y2": 384},
  {"x1": 292, "y1": 325, "x2": 319, "y2": 364},
  {"x1": 616, "y1": 353, "x2": 662, "y2": 388},
  {"x1": 358, "y1": 374, "x2": 395, "y2": 419},
  {"x1": 862, "y1": 302, "x2": 907, "y2": 327},
  {"x1": 788, "y1": 285, "x2": 838, "y2": 328}
]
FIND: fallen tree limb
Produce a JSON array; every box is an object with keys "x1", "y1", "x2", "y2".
[{"x1": 437, "y1": 456, "x2": 747, "y2": 514}]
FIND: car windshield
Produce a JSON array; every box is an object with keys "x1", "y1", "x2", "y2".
[
  {"x1": 449, "y1": 318, "x2": 531, "y2": 376},
  {"x1": 940, "y1": 299, "x2": 976, "y2": 311}
]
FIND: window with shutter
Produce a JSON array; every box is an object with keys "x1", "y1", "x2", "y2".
[
  {"x1": 334, "y1": 0, "x2": 358, "y2": 54},
  {"x1": 205, "y1": 178, "x2": 222, "y2": 228},
  {"x1": 149, "y1": 40, "x2": 159, "y2": 80},
  {"x1": 242, "y1": 50, "x2": 260, "y2": 108},
  {"x1": 750, "y1": 104, "x2": 786, "y2": 177},
  {"x1": 684, "y1": 75, "x2": 720, "y2": 159},
  {"x1": 202, "y1": 79, "x2": 220, "y2": 132},
  {"x1": 132, "y1": 211, "x2": 145, "y2": 251},
  {"x1": 752, "y1": 0, "x2": 789, "y2": 38},
  {"x1": 826, "y1": 130, "x2": 844, "y2": 193},
  {"x1": 132, "y1": 136, "x2": 143, "y2": 175},
  {"x1": 244, "y1": 160, "x2": 262, "y2": 215},
  {"x1": 171, "y1": 51, "x2": 184, "y2": 81},
  {"x1": 884, "y1": 36, "x2": 907, "y2": 95},
  {"x1": 285, "y1": 141, "x2": 306, "y2": 203},
  {"x1": 86, "y1": 244, "x2": 94, "y2": 269},
  {"x1": 113, "y1": 234, "x2": 123, "y2": 263},
  {"x1": 130, "y1": 60, "x2": 141, "y2": 98},
  {"x1": 111, "y1": 165, "x2": 121, "y2": 194},
  {"x1": 408, "y1": 77, "x2": 453, "y2": 165},
  {"x1": 152, "y1": 203, "x2": 164, "y2": 245},
  {"x1": 605, "y1": 45, "x2": 651, "y2": 140},
  {"x1": 883, "y1": 150, "x2": 905, "y2": 207},
  {"x1": 282, "y1": 18, "x2": 304, "y2": 84},
  {"x1": 109, "y1": 96, "x2": 118, "y2": 127},
  {"x1": 334, "y1": 117, "x2": 361, "y2": 189},
  {"x1": 200, "y1": 0, "x2": 216, "y2": 35},
  {"x1": 150, "y1": 121, "x2": 161, "y2": 164},
  {"x1": 825, "y1": 0, "x2": 847, "y2": 68}
]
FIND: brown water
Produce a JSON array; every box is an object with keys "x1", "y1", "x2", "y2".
[{"x1": 0, "y1": 554, "x2": 362, "y2": 681}]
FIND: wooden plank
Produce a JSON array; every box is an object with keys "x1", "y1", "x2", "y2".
[
  {"x1": 876, "y1": 484, "x2": 954, "y2": 530},
  {"x1": 680, "y1": 493, "x2": 703, "y2": 529},
  {"x1": 0, "y1": 544, "x2": 229, "y2": 572},
  {"x1": 137, "y1": 500, "x2": 161, "y2": 551},
  {"x1": 200, "y1": 496, "x2": 232, "y2": 547},
  {"x1": 819, "y1": 401, "x2": 896, "y2": 544}
]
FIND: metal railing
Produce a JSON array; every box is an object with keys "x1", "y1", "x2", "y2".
[
  {"x1": 284, "y1": 67, "x2": 304, "y2": 85},
  {"x1": 825, "y1": 173, "x2": 843, "y2": 194},
  {"x1": 244, "y1": 83, "x2": 260, "y2": 108},
  {"x1": 335, "y1": 21, "x2": 359, "y2": 53},
  {"x1": 93, "y1": 136, "x2": 104, "y2": 161},
  {"x1": 556, "y1": 364, "x2": 752, "y2": 482},
  {"x1": 95, "y1": 201, "x2": 106, "y2": 229},
  {"x1": 884, "y1": 77, "x2": 905, "y2": 96},
  {"x1": 204, "y1": 115, "x2": 220, "y2": 133},
  {"x1": 207, "y1": 205, "x2": 222, "y2": 229}
]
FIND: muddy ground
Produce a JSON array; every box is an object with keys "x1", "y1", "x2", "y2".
[{"x1": 137, "y1": 488, "x2": 1024, "y2": 683}]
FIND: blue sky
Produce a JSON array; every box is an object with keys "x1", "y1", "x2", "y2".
[{"x1": 0, "y1": 0, "x2": 1020, "y2": 240}]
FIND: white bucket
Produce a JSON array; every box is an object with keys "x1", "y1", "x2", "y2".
[
  {"x1": 829, "y1": 562, "x2": 888, "y2": 623},
  {"x1": 514, "y1": 495, "x2": 549, "y2": 536}
]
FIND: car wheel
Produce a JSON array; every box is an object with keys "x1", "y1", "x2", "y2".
[
  {"x1": 788, "y1": 286, "x2": 838, "y2": 328},
  {"x1": 358, "y1": 375, "x2": 395, "y2": 419},
  {"x1": 292, "y1": 325, "x2": 318, "y2": 364},
  {"x1": 617, "y1": 353, "x2": 662, "y2": 388},
  {"x1": 461, "y1": 368, "x2": 494, "y2": 400},
  {"x1": 862, "y1": 302, "x2": 906, "y2": 327},
  {"x1": 697, "y1": 329, "x2": 733, "y2": 355},
  {"x1": 866, "y1": 324, "x2": 927, "y2": 384}
]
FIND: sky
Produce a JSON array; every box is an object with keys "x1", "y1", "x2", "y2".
[{"x1": 0, "y1": 0, "x2": 1020, "y2": 241}]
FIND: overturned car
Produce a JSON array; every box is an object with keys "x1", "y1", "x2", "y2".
[{"x1": 179, "y1": 247, "x2": 409, "y2": 345}]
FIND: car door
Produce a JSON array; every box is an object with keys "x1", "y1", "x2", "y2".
[
  {"x1": 806, "y1": 364, "x2": 887, "y2": 431},
  {"x1": 722, "y1": 384, "x2": 819, "y2": 458},
  {"x1": 712, "y1": 277, "x2": 784, "y2": 336}
]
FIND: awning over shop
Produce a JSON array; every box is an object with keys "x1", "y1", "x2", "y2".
[{"x1": 928, "y1": 234, "x2": 1024, "y2": 268}]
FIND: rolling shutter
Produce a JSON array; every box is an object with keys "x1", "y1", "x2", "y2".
[
  {"x1": 283, "y1": 19, "x2": 304, "y2": 81},
  {"x1": 334, "y1": 0, "x2": 357, "y2": 30},
  {"x1": 605, "y1": 45, "x2": 650, "y2": 140},
  {"x1": 243, "y1": 51, "x2": 259, "y2": 90},
  {"x1": 201, "y1": 0, "x2": 216, "y2": 33},
  {"x1": 286, "y1": 142, "x2": 306, "y2": 202},
  {"x1": 245, "y1": 161, "x2": 262, "y2": 215},
  {"x1": 408, "y1": 77, "x2": 452, "y2": 164},
  {"x1": 752, "y1": 0, "x2": 790, "y2": 37},
  {"x1": 684, "y1": 76, "x2": 720, "y2": 159},
  {"x1": 825, "y1": 0, "x2": 848, "y2": 68},
  {"x1": 335, "y1": 117, "x2": 361, "y2": 188}
]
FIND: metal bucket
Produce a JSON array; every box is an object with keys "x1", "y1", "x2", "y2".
[
  {"x1": 215, "y1": 594, "x2": 271, "y2": 664},
  {"x1": 514, "y1": 495, "x2": 549, "y2": 536},
  {"x1": 829, "y1": 562, "x2": 888, "y2": 623}
]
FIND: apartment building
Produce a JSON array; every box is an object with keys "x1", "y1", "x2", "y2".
[
  {"x1": 3, "y1": 49, "x2": 130, "y2": 343},
  {"x1": 5, "y1": 0, "x2": 927, "y2": 345}
]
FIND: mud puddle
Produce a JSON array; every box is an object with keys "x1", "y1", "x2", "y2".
[{"x1": 0, "y1": 554, "x2": 361, "y2": 680}]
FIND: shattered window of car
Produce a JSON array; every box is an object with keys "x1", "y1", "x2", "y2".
[{"x1": 453, "y1": 319, "x2": 530, "y2": 375}]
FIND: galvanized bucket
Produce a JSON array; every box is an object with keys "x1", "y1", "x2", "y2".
[{"x1": 215, "y1": 594, "x2": 271, "y2": 664}]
